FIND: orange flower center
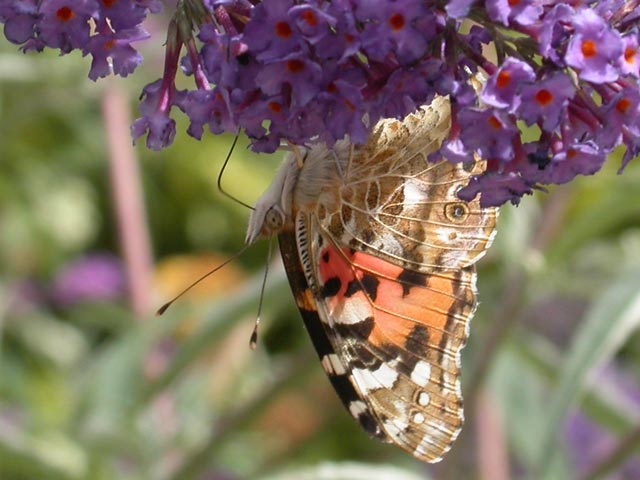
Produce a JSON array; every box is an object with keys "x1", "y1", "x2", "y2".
[
  {"x1": 56, "y1": 7, "x2": 75, "y2": 22},
  {"x1": 496, "y1": 70, "x2": 511, "y2": 89},
  {"x1": 624, "y1": 47, "x2": 637, "y2": 64},
  {"x1": 581, "y1": 40, "x2": 597, "y2": 58},
  {"x1": 287, "y1": 59, "x2": 305, "y2": 73},
  {"x1": 301, "y1": 10, "x2": 318, "y2": 27},
  {"x1": 616, "y1": 98, "x2": 631, "y2": 115},
  {"x1": 268, "y1": 102, "x2": 282, "y2": 113},
  {"x1": 275, "y1": 22, "x2": 292, "y2": 39},
  {"x1": 535, "y1": 89, "x2": 553, "y2": 106},
  {"x1": 488, "y1": 116, "x2": 502, "y2": 130},
  {"x1": 388, "y1": 13, "x2": 405, "y2": 31}
]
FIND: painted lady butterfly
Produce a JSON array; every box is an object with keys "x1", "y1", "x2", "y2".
[{"x1": 245, "y1": 95, "x2": 498, "y2": 462}]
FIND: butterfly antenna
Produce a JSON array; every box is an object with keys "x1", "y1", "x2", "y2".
[
  {"x1": 249, "y1": 236, "x2": 274, "y2": 349},
  {"x1": 217, "y1": 133, "x2": 255, "y2": 211},
  {"x1": 156, "y1": 245, "x2": 251, "y2": 316}
]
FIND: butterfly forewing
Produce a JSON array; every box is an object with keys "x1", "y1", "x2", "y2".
[{"x1": 322, "y1": 98, "x2": 497, "y2": 272}]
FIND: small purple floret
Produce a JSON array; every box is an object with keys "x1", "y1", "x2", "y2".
[{"x1": 3, "y1": 0, "x2": 640, "y2": 206}]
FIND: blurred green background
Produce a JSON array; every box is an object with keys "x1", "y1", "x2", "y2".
[{"x1": 1, "y1": 26, "x2": 640, "y2": 480}]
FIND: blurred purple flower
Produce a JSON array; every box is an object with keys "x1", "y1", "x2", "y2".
[
  {"x1": 130, "y1": 78, "x2": 181, "y2": 151},
  {"x1": 84, "y1": 25, "x2": 148, "y2": 80},
  {"x1": 135, "y1": 0, "x2": 640, "y2": 206},
  {"x1": 565, "y1": 414, "x2": 640, "y2": 480},
  {"x1": 52, "y1": 253, "x2": 126, "y2": 307},
  {"x1": 486, "y1": 0, "x2": 542, "y2": 27},
  {"x1": 38, "y1": 0, "x2": 99, "y2": 54},
  {"x1": 517, "y1": 73, "x2": 575, "y2": 132},
  {"x1": 480, "y1": 58, "x2": 535, "y2": 111},
  {"x1": 564, "y1": 365, "x2": 640, "y2": 479}
]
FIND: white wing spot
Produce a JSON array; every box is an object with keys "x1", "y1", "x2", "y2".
[
  {"x1": 352, "y1": 363, "x2": 399, "y2": 393},
  {"x1": 418, "y1": 392, "x2": 430, "y2": 406},
  {"x1": 411, "y1": 360, "x2": 432, "y2": 387},
  {"x1": 383, "y1": 418, "x2": 409, "y2": 438},
  {"x1": 378, "y1": 232, "x2": 403, "y2": 256},
  {"x1": 348, "y1": 400, "x2": 368, "y2": 418},
  {"x1": 321, "y1": 354, "x2": 347, "y2": 376},
  {"x1": 413, "y1": 413, "x2": 426, "y2": 424},
  {"x1": 334, "y1": 297, "x2": 371, "y2": 325},
  {"x1": 403, "y1": 179, "x2": 428, "y2": 204}
]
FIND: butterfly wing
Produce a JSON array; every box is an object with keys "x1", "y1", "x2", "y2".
[
  {"x1": 277, "y1": 97, "x2": 497, "y2": 462},
  {"x1": 323, "y1": 96, "x2": 497, "y2": 272},
  {"x1": 279, "y1": 228, "x2": 388, "y2": 441}
]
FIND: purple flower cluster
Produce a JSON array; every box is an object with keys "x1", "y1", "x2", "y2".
[
  {"x1": 0, "y1": 0, "x2": 160, "y2": 80},
  {"x1": 449, "y1": 1, "x2": 640, "y2": 206},
  {"x1": 3, "y1": 1, "x2": 640, "y2": 206},
  {"x1": 133, "y1": 0, "x2": 640, "y2": 206}
]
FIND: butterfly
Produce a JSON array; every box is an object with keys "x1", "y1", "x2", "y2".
[{"x1": 245, "y1": 95, "x2": 498, "y2": 463}]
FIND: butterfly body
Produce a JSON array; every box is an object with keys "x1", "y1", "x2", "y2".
[{"x1": 247, "y1": 96, "x2": 497, "y2": 462}]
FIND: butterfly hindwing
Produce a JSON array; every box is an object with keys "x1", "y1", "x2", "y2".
[
  {"x1": 282, "y1": 210, "x2": 479, "y2": 462},
  {"x1": 279, "y1": 229, "x2": 387, "y2": 440}
]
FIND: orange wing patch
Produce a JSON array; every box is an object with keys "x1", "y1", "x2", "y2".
[{"x1": 317, "y1": 245, "x2": 471, "y2": 352}]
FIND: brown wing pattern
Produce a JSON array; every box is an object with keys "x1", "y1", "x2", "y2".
[{"x1": 319, "y1": 96, "x2": 497, "y2": 272}]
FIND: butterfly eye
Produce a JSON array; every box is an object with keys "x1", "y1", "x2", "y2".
[
  {"x1": 462, "y1": 161, "x2": 475, "y2": 173},
  {"x1": 264, "y1": 207, "x2": 284, "y2": 232},
  {"x1": 444, "y1": 202, "x2": 469, "y2": 223}
]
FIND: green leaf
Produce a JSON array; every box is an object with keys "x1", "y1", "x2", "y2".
[
  {"x1": 546, "y1": 170, "x2": 640, "y2": 263},
  {"x1": 79, "y1": 328, "x2": 147, "y2": 442},
  {"x1": 9, "y1": 312, "x2": 88, "y2": 368},
  {"x1": 536, "y1": 268, "x2": 640, "y2": 477},
  {"x1": 489, "y1": 344, "x2": 571, "y2": 478},
  {"x1": 0, "y1": 430, "x2": 85, "y2": 480},
  {"x1": 513, "y1": 333, "x2": 637, "y2": 436}
]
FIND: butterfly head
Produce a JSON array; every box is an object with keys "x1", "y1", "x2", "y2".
[{"x1": 245, "y1": 155, "x2": 301, "y2": 245}]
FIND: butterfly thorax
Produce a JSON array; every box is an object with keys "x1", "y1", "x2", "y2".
[
  {"x1": 246, "y1": 140, "x2": 351, "y2": 245},
  {"x1": 292, "y1": 141, "x2": 350, "y2": 218}
]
